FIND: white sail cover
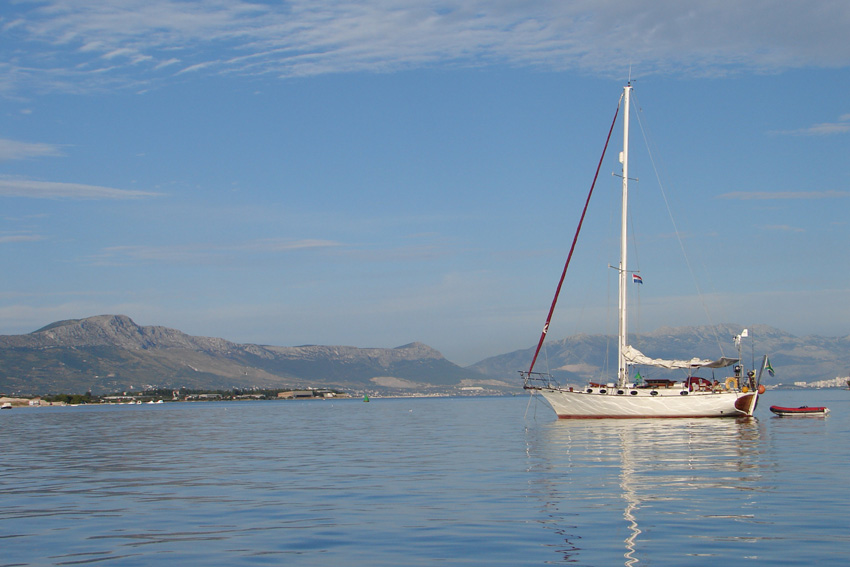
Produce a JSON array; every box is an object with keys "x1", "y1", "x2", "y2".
[{"x1": 624, "y1": 345, "x2": 738, "y2": 370}]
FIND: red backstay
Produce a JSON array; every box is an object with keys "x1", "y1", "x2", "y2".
[{"x1": 527, "y1": 99, "x2": 622, "y2": 375}]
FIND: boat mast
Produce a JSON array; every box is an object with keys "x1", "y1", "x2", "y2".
[{"x1": 618, "y1": 83, "x2": 631, "y2": 388}]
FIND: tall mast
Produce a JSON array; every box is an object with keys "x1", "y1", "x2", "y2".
[{"x1": 618, "y1": 83, "x2": 631, "y2": 388}]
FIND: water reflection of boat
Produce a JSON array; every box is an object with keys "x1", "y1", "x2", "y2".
[{"x1": 525, "y1": 418, "x2": 763, "y2": 565}]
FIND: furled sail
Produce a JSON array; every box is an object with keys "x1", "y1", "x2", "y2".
[{"x1": 624, "y1": 345, "x2": 738, "y2": 370}]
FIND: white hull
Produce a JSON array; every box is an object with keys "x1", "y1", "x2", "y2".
[
  {"x1": 532, "y1": 387, "x2": 759, "y2": 418},
  {"x1": 521, "y1": 85, "x2": 769, "y2": 419}
]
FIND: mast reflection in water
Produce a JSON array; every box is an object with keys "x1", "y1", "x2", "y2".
[{"x1": 524, "y1": 416, "x2": 765, "y2": 565}]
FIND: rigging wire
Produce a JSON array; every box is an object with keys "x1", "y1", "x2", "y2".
[
  {"x1": 628, "y1": 179, "x2": 643, "y2": 351},
  {"x1": 527, "y1": 96, "x2": 623, "y2": 375},
  {"x1": 524, "y1": 389, "x2": 536, "y2": 420},
  {"x1": 631, "y1": 93, "x2": 727, "y2": 356}
]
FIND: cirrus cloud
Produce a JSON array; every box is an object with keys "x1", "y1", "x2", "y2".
[
  {"x1": 770, "y1": 113, "x2": 850, "y2": 136},
  {"x1": 717, "y1": 190, "x2": 850, "y2": 200},
  {"x1": 3, "y1": 1, "x2": 850, "y2": 96},
  {"x1": 0, "y1": 138, "x2": 64, "y2": 161},
  {"x1": 0, "y1": 178, "x2": 162, "y2": 199}
]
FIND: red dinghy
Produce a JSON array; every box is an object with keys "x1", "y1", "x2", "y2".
[{"x1": 769, "y1": 405, "x2": 829, "y2": 417}]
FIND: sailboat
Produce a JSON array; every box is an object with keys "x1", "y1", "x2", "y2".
[{"x1": 521, "y1": 83, "x2": 767, "y2": 418}]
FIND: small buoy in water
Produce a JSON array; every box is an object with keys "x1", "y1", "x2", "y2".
[{"x1": 363, "y1": 395, "x2": 369, "y2": 402}]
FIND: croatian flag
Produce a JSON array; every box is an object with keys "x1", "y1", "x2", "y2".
[{"x1": 632, "y1": 274, "x2": 643, "y2": 284}]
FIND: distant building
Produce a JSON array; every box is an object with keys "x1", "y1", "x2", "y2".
[
  {"x1": 277, "y1": 390, "x2": 315, "y2": 399},
  {"x1": 793, "y1": 376, "x2": 848, "y2": 388},
  {"x1": 185, "y1": 393, "x2": 223, "y2": 400}
]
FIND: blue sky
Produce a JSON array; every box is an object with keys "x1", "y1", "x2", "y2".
[{"x1": 1, "y1": 1, "x2": 849, "y2": 365}]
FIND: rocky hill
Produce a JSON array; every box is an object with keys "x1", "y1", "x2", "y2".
[
  {"x1": 0, "y1": 315, "x2": 502, "y2": 395},
  {"x1": 470, "y1": 324, "x2": 850, "y2": 387},
  {"x1": 3, "y1": 316, "x2": 846, "y2": 396}
]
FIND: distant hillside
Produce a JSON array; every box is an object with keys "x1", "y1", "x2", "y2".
[
  {"x1": 470, "y1": 324, "x2": 850, "y2": 387},
  {"x1": 4, "y1": 316, "x2": 846, "y2": 396},
  {"x1": 0, "y1": 315, "x2": 506, "y2": 395}
]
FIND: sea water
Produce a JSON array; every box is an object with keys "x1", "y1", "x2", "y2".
[{"x1": 1, "y1": 390, "x2": 848, "y2": 566}]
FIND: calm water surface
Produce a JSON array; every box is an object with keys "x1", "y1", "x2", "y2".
[{"x1": 2, "y1": 390, "x2": 848, "y2": 566}]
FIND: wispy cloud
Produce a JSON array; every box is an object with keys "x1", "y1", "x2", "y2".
[
  {"x1": 717, "y1": 190, "x2": 850, "y2": 200},
  {"x1": 0, "y1": 233, "x2": 45, "y2": 244},
  {"x1": 91, "y1": 238, "x2": 344, "y2": 265},
  {"x1": 88, "y1": 237, "x2": 454, "y2": 267},
  {"x1": 3, "y1": 1, "x2": 850, "y2": 95},
  {"x1": 154, "y1": 58, "x2": 181, "y2": 70},
  {"x1": 342, "y1": 242, "x2": 453, "y2": 263},
  {"x1": 0, "y1": 138, "x2": 64, "y2": 161},
  {"x1": 230, "y1": 238, "x2": 343, "y2": 253},
  {"x1": 93, "y1": 245, "x2": 204, "y2": 265},
  {"x1": 763, "y1": 225, "x2": 805, "y2": 233},
  {"x1": 771, "y1": 113, "x2": 850, "y2": 135},
  {"x1": 0, "y1": 178, "x2": 162, "y2": 199}
]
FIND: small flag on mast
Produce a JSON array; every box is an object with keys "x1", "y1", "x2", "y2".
[
  {"x1": 632, "y1": 274, "x2": 643, "y2": 284},
  {"x1": 766, "y1": 358, "x2": 775, "y2": 377}
]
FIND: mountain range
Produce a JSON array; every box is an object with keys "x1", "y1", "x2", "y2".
[
  {"x1": 470, "y1": 324, "x2": 850, "y2": 388},
  {"x1": 0, "y1": 315, "x2": 847, "y2": 395},
  {"x1": 0, "y1": 315, "x2": 503, "y2": 395}
]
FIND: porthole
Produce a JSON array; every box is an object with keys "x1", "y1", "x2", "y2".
[{"x1": 650, "y1": 390, "x2": 658, "y2": 396}]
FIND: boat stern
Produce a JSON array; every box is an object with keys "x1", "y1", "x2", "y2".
[{"x1": 734, "y1": 391, "x2": 759, "y2": 416}]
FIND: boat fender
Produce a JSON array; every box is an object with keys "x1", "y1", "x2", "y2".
[
  {"x1": 758, "y1": 385, "x2": 766, "y2": 394},
  {"x1": 741, "y1": 386, "x2": 749, "y2": 393},
  {"x1": 725, "y1": 377, "x2": 738, "y2": 390},
  {"x1": 650, "y1": 390, "x2": 658, "y2": 396}
]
